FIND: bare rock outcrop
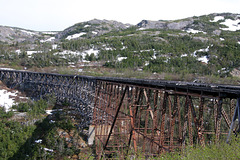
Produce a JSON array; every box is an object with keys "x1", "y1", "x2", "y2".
[
  {"x1": 0, "y1": 25, "x2": 41, "y2": 43},
  {"x1": 137, "y1": 19, "x2": 194, "y2": 30},
  {"x1": 55, "y1": 19, "x2": 133, "y2": 40}
]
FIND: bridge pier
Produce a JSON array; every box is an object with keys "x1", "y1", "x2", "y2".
[
  {"x1": 88, "y1": 125, "x2": 95, "y2": 145},
  {"x1": 92, "y1": 79, "x2": 240, "y2": 159}
]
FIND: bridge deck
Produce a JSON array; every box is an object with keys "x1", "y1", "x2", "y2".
[{"x1": 1, "y1": 69, "x2": 240, "y2": 98}]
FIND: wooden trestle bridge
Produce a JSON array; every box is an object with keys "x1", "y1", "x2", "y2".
[{"x1": 0, "y1": 69, "x2": 240, "y2": 159}]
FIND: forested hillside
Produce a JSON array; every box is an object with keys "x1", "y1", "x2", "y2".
[{"x1": 1, "y1": 13, "x2": 240, "y2": 84}]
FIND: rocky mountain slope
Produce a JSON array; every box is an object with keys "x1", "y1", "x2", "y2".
[
  {"x1": 137, "y1": 19, "x2": 194, "y2": 30},
  {"x1": 0, "y1": 13, "x2": 239, "y2": 43},
  {"x1": 55, "y1": 19, "x2": 132, "y2": 40},
  {"x1": 53, "y1": 13, "x2": 240, "y2": 41},
  {"x1": 0, "y1": 25, "x2": 58, "y2": 44},
  {"x1": 137, "y1": 13, "x2": 240, "y2": 33}
]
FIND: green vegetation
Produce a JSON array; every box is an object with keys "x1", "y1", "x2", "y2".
[
  {"x1": 97, "y1": 137, "x2": 240, "y2": 159},
  {"x1": 0, "y1": 116, "x2": 36, "y2": 159},
  {"x1": 12, "y1": 99, "x2": 50, "y2": 118},
  {"x1": 0, "y1": 97, "x2": 93, "y2": 160},
  {"x1": 0, "y1": 48, "x2": 69, "y2": 68},
  {"x1": 136, "y1": 137, "x2": 240, "y2": 159},
  {"x1": 1, "y1": 13, "x2": 240, "y2": 84},
  {"x1": 59, "y1": 28, "x2": 240, "y2": 79}
]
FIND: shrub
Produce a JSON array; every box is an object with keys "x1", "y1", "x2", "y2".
[{"x1": 12, "y1": 103, "x2": 30, "y2": 112}]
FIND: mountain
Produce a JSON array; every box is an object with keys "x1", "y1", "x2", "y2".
[
  {"x1": 0, "y1": 25, "x2": 58, "y2": 44},
  {"x1": 55, "y1": 12, "x2": 240, "y2": 41},
  {"x1": 55, "y1": 19, "x2": 132, "y2": 40},
  {"x1": 1, "y1": 13, "x2": 240, "y2": 83},
  {"x1": 137, "y1": 13, "x2": 240, "y2": 33},
  {"x1": 0, "y1": 25, "x2": 38, "y2": 43},
  {"x1": 0, "y1": 13, "x2": 240, "y2": 43}
]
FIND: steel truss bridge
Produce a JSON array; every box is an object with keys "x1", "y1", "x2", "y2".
[{"x1": 0, "y1": 69, "x2": 240, "y2": 159}]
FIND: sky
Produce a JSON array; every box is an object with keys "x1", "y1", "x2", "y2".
[{"x1": 0, "y1": 0, "x2": 239, "y2": 31}]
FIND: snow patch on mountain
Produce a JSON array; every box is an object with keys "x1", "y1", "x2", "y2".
[
  {"x1": 193, "y1": 46, "x2": 210, "y2": 56},
  {"x1": 42, "y1": 31, "x2": 58, "y2": 35},
  {"x1": 84, "y1": 25, "x2": 90, "y2": 28},
  {"x1": 66, "y1": 32, "x2": 86, "y2": 40},
  {"x1": 20, "y1": 30, "x2": 37, "y2": 36},
  {"x1": 121, "y1": 42, "x2": 127, "y2": 50},
  {"x1": 186, "y1": 28, "x2": 206, "y2": 34},
  {"x1": 218, "y1": 68, "x2": 229, "y2": 74},
  {"x1": 86, "y1": 48, "x2": 99, "y2": 55},
  {"x1": 220, "y1": 19, "x2": 240, "y2": 31},
  {"x1": 0, "y1": 68, "x2": 15, "y2": 70},
  {"x1": 181, "y1": 54, "x2": 187, "y2": 57},
  {"x1": 92, "y1": 31, "x2": 98, "y2": 34},
  {"x1": 117, "y1": 57, "x2": 127, "y2": 62},
  {"x1": 104, "y1": 47, "x2": 113, "y2": 51},
  {"x1": 56, "y1": 50, "x2": 81, "y2": 56},
  {"x1": 138, "y1": 28, "x2": 146, "y2": 31},
  {"x1": 198, "y1": 56, "x2": 209, "y2": 64},
  {"x1": 210, "y1": 16, "x2": 224, "y2": 22},
  {"x1": 35, "y1": 139, "x2": 42, "y2": 144},
  {"x1": 52, "y1": 44, "x2": 58, "y2": 50},
  {"x1": 27, "y1": 51, "x2": 42, "y2": 56},
  {"x1": 192, "y1": 46, "x2": 210, "y2": 64},
  {"x1": 46, "y1": 110, "x2": 53, "y2": 115},
  {"x1": 0, "y1": 89, "x2": 17, "y2": 112},
  {"x1": 40, "y1": 37, "x2": 55, "y2": 43},
  {"x1": 55, "y1": 48, "x2": 99, "y2": 60},
  {"x1": 44, "y1": 148, "x2": 53, "y2": 152},
  {"x1": 102, "y1": 44, "x2": 113, "y2": 51},
  {"x1": 15, "y1": 49, "x2": 21, "y2": 54}
]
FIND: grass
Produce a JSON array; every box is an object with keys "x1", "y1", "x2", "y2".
[
  {"x1": 143, "y1": 137, "x2": 240, "y2": 160},
  {"x1": 96, "y1": 136, "x2": 240, "y2": 159}
]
